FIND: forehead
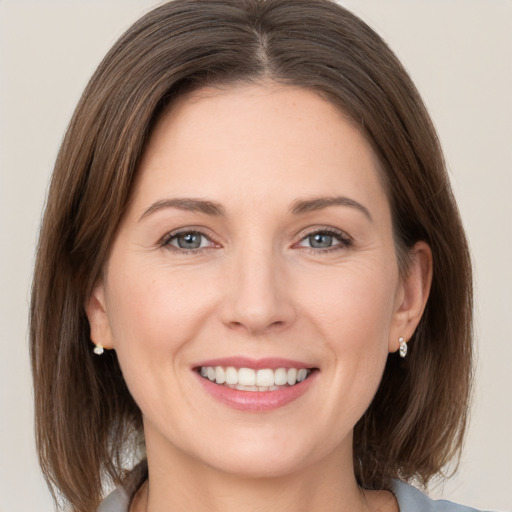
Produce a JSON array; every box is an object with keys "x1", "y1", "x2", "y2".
[{"x1": 131, "y1": 83, "x2": 387, "y2": 216}]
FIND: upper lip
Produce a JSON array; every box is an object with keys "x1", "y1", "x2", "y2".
[{"x1": 193, "y1": 356, "x2": 315, "y2": 370}]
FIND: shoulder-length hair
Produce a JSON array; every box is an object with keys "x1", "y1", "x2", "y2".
[{"x1": 30, "y1": 1, "x2": 473, "y2": 510}]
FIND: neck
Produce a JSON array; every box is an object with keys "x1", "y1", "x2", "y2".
[
  {"x1": 133, "y1": 438, "x2": 395, "y2": 512},
  {"x1": 139, "y1": 468, "x2": 369, "y2": 512}
]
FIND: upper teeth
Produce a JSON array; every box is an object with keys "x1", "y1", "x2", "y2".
[{"x1": 200, "y1": 366, "x2": 310, "y2": 388}]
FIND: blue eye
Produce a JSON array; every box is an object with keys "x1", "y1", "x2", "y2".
[
  {"x1": 307, "y1": 232, "x2": 336, "y2": 249},
  {"x1": 164, "y1": 231, "x2": 213, "y2": 251},
  {"x1": 297, "y1": 229, "x2": 351, "y2": 251}
]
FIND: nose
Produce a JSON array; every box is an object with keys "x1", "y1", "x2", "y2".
[{"x1": 220, "y1": 245, "x2": 297, "y2": 336}]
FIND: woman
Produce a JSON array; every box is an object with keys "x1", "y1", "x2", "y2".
[{"x1": 30, "y1": 1, "x2": 476, "y2": 511}]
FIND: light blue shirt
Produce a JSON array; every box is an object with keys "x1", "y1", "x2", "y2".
[
  {"x1": 391, "y1": 480, "x2": 482, "y2": 511},
  {"x1": 98, "y1": 480, "x2": 484, "y2": 511}
]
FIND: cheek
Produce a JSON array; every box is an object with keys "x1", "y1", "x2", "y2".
[
  {"x1": 299, "y1": 261, "x2": 398, "y2": 403},
  {"x1": 104, "y1": 260, "x2": 221, "y2": 359},
  {"x1": 102, "y1": 263, "x2": 216, "y2": 418},
  {"x1": 300, "y1": 261, "x2": 398, "y2": 341}
]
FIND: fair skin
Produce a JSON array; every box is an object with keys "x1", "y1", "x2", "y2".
[{"x1": 87, "y1": 84, "x2": 432, "y2": 512}]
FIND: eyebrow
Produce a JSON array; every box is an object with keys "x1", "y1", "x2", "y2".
[
  {"x1": 139, "y1": 195, "x2": 372, "y2": 222},
  {"x1": 291, "y1": 196, "x2": 373, "y2": 222},
  {"x1": 139, "y1": 198, "x2": 225, "y2": 221}
]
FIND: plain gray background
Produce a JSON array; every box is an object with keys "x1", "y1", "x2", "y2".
[{"x1": 0, "y1": 1, "x2": 511, "y2": 511}]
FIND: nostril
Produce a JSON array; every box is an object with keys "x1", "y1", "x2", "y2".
[{"x1": 225, "y1": 318, "x2": 288, "y2": 335}]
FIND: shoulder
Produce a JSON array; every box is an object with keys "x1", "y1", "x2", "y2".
[
  {"x1": 391, "y1": 480, "x2": 485, "y2": 512},
  {"x1": 97, "y1": 486, "x2": 130, "y2": 512}
]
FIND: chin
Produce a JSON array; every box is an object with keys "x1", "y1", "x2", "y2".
[
  {"x1": 204, "y1": 449, "x2": 312, "y2": 480},
  {"x1": 182, "y1": 426, "x2": 337, "y2": 480}
]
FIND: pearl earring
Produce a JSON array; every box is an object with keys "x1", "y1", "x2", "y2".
[
  {"x1": 398, "y1": 337, "x2": 407, "y2": 358},
  {"x1": 93, "y1": 343, "x2": 104, "y2": 355}
]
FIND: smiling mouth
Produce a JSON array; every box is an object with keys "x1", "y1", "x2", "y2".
[{"x1": 197, "y1": 366, "x2": 315, "y2": 392}]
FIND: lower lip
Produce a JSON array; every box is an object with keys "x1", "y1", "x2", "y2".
[{"x1": 195, "y1": 371, "x2": 317, "y2": 412}]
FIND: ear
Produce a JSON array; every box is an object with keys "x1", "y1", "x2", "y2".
[
  {"x1": 85, "y1": 282, "x2": 114, "y2": 350},
  {"x1": 389, "y1": 241, "x2": 433, "y2": 353}
]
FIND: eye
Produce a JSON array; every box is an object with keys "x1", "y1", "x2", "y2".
[
  {"x1": 296, "y1": 229, "x2": 351, "y2": 251},
  {"x1": 162, "y1": 230, "x2": 215, "y2": 251}
]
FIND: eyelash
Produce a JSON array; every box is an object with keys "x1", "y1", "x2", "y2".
[
  {"x1": 159, "y1": 227, "x2": 353, "y2": 254},
  {"x1": 295, "y1": 228, "x2": 353, "y2": 253},
  {"x1": 159, "y1": 229, "x2": 219, "y2": 254}
]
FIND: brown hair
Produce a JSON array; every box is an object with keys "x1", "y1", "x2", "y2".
[{"x1": 30, "y1": 1, "x2": 473, "y2": 510}]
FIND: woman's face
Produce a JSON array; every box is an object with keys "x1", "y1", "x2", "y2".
[{"x1": 87, "y1": 84, "x2": 426, "y2": 479}]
